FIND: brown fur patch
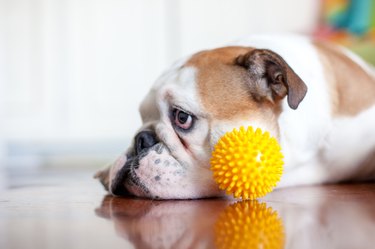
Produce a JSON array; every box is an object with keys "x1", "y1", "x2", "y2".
[
  {"x1": 185, "y1": 46, "x2": 276, "y2": 120},
  {"x1": 314, "y1": 41, "x2": 375, "y2": 116}
]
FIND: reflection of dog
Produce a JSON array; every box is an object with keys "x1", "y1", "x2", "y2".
[
  {"x1": 95, "y1": 197, "x2": 229, "y2": 249},
  {"x1": 95, "y1": 34, "x2": 375, "y2": 199},
  {"x1": 95, "y1": 186, "x2": 375, "y2": 249}
]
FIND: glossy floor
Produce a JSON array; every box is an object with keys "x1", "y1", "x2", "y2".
[{"x1": 1, "y1": 169, "x2": 375, "y2": 249}]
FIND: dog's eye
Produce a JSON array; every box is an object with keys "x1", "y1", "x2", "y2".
[{"x1": 172, "y1": 109, "x2": 194, "y2": 130}]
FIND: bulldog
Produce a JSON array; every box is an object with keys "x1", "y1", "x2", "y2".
[{"x1": 95, "y1": 34, "x2": 375, "y2": 199}]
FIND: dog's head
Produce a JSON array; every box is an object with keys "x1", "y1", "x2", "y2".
[{"x1": 95, "y1": 46, "x2": 307, "y2": 199}]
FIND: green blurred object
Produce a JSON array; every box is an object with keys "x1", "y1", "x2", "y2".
[{"x1": 350, "y1": 42, "x2": 375, "y2": 65}]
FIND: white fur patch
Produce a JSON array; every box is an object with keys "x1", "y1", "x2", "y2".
[{"x1": 321, "y1": 105, "x2": 375, "y2": 180}]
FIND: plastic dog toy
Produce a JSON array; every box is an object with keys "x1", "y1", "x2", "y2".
[{"x1": 210, "y1": 126, "x2": 283, "y2": 199}]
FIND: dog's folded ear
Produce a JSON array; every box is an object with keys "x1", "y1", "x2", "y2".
[
  {"x1": 94, "y1": 166, "x2": 111, "y2": 191},
  {"x1": 235, "y1": 49, "x2": 308, "y2": 109},
  {"x1": 94, "y1": 153, "x2": 128, "y2": 195}
]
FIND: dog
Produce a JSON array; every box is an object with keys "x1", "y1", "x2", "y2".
[{"x1": 95, "y1": 34, "x2": 375, "y2": 199}]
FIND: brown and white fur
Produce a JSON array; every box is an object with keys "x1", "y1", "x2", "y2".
[{"x1": 95, "y1": 34, "x2": 375, "y2": 199}]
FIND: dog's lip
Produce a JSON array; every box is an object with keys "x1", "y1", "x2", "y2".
[
  {"x1": 126, "y1": 178, "x2": 150, "y2": 197},
  {"x1": 112, "y1": 146, "x2": 158, "y2": 197},
  {"x1": 110, "y1": 153, "x2": 134, "y2": 196}
]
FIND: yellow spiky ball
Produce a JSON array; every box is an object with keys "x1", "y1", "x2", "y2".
[
  {"x1": 214, "y1": 201, "x2": 285, "y2": 249},
  {"x1": 210, "y1": 126, "x2": 284, "y2": 199}
]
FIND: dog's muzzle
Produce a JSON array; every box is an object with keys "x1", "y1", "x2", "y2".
[{"x1": 110, "y1": 130, "x2": 158, "y2": 196}]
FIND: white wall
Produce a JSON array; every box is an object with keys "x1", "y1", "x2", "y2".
[
  {"x1": 176, "y1": 0, "x2": 319, "y2": 56},
  {"x1": 1, "y1": 0, "x2": 7, "y2": 180},
  {"x1": 0, "y1": 0, "x2": 320, "y2": 167}
]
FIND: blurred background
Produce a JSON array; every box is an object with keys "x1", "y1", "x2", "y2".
[{"x1": 0, "y1": 0, "x2": 374, "y2": 186}]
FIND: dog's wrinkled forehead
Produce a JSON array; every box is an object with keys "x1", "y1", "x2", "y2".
[{"x1": 139, "y1": 61, "x2": 203, "y2": 123}]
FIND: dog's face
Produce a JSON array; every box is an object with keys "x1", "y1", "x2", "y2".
[{"x1": 95, "y1": 46, "x2": 307, "y2": 199}]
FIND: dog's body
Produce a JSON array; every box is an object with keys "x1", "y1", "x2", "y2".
[{"x1": 96, "y1": 34, "x2": 375, "y2": 199}]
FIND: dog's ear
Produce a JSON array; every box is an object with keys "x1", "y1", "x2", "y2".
[
  {"x1": 94, "y1": 166, "x2": 111, "y2": 191},
  {"x1": 235, "y1": 49, "x2": 307, "y2": 109}
]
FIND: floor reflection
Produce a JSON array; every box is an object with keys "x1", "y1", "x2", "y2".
[
  {"x1": 95, "y1": 197, "x2": 284, "y2": 249},
  {"x1": 214, "y1": 201, "x2": 284, "y2": 249},
  {"x1": 95, "y1": 197, "x2": 230, "y2": 249},
  {"x1": 265, "y1": 184, "x2": 375, "y2": 249},
  {"x1": 95, "y1": 184, "x2": 375, "y2": 249}
]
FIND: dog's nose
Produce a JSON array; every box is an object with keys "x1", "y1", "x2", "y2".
[{"x1": 135, "y1": 131, "x2": 158, "y2": 154}]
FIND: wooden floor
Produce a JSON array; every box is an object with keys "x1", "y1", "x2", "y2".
[{"x1": 1, "y1": 169, "x2": 375, "y2": 249}]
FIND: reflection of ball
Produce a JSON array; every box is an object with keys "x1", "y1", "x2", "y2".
[
  {"x1": 214, "y1": 201, "x2": 285, "y2": 249},
  {"x1": 211, "y1": 126, "x2": 283, "y2": 199}
]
